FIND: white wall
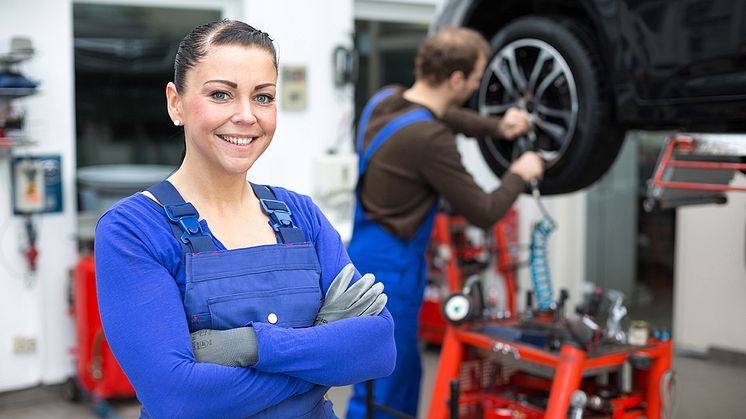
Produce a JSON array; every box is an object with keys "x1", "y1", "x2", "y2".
[
  {"x1": 0, "y1": 0, "x2": 355, "y2": 392},
  {"x1": 0, "y1": 0, "x2": 77, "y2": 391},
  {"x1": 247, "y1": 0, "x2": 355, "y2": 195},
  {"x1": 674, "y1": 174, "x2": 746, "y2": 354}
]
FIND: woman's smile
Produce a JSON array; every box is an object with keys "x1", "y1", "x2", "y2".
[{"x1": 217, "y1": 134, "x2": 258, "y2": 146}]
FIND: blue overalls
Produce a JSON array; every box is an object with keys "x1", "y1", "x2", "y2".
[
  {"x1": 147, "y1": 180, "x2": 336, "y2": 419},
  {"x1": 346, "y1": 88, "x2": 436, "y2": 419}
]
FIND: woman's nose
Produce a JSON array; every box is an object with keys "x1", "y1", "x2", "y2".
[{"x1": 233, "y1": 99, "x2": 257, "y2": 125}]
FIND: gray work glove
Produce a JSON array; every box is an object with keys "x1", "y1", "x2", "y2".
[
  {"x1": 314, "y1": 263, "x2": 387, "y2": 326},
  {"x1": 190, "y1": 327, "x2": 258, "y2": 367}
]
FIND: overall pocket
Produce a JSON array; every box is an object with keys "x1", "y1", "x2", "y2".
[{"x1": 208, "y1": 286, "x2": 321, "y2": 329}]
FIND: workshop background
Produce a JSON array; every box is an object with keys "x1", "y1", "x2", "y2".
[{"x1": 1, "y1": 0, "x2": 745, "y2": 416}]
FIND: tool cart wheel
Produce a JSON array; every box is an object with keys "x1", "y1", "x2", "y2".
[{"x1": 62, "y1": 376, "x2": 83, "y2": 402}]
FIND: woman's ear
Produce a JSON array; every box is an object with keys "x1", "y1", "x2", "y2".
[{"x1": 166, "y1": 82, "x2": 182, "y2": 125}]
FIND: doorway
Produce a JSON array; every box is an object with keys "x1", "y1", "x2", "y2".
[{"x1": 73, "y1": 2, "x2": 235, "y2": 168}]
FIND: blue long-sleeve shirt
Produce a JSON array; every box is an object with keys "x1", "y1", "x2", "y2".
[{"x1": 95, "y1": 186, "x2": 396, "y2": 418}]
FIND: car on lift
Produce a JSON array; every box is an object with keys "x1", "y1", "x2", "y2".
[{"x1": 432, "y1": 0, "x2": 746, "y2": 194}]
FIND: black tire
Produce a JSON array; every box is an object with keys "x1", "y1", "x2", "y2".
[{"x1": 475, "y1": 16, "x2": 625, "y2": 194}]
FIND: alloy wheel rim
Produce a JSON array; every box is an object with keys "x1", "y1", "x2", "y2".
[{"x1": 478, "y1": 38, "x2": 578, "y2": 169}]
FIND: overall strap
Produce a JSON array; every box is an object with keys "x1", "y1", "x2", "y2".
[
  {"x1": 147, "y1": 181, "x2": 217, "y2": 253},
  {"x1": 250, "y1": 183, "x2": 307, "y2": 244},
  {"x1": 356, "y1": 87, "x2": 396, "y2": 154},
  {"x1": 358, "y1": 108, "x2": 434, "y2": 177}
]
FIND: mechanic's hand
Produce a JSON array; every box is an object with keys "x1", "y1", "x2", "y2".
[
  {"x1": 498, "y1": 108, "x2": 532, "y2": 139},
  {"x1": 314, "y1": 263, "x2": 387, "y2": 326},
  {"x1": 191, "y1": 327, "x2": 258, "y2": 367},
  {"x1": 509, "y1": 151, "x2": 544, "y2": 182}
]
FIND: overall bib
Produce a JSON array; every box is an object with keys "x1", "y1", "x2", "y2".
[
  {"x1": 346, "y1": 89, "x2": 436, "y2": 418},
  {"x1": 147, "y1": 181, "x2": 336, "y2": 419}
]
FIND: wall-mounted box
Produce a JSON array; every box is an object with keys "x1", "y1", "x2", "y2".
[{"x1": 11, "y1": 155, "x2": 63, "y2": 214}]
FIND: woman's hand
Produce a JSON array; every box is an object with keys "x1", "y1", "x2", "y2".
[
  {"x1": 314, "y1": 263, "x2": 387, "y2": 325},
  {"x1": 191, "y1": 327, "x2": 258, "y2": 366}
]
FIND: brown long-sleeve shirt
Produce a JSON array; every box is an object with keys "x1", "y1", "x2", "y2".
[{"x1": 358, "y1": 85, "x2": 525, "y2": 239}]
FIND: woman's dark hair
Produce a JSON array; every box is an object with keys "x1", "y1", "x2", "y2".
[{"x1": 173, "y1": 19, "x2": 277, "y2": 91}]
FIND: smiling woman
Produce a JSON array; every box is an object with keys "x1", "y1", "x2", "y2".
[
  {"x1": 93, "y1": 19, "x2": 395, "y2": 419},
  {"x1": 167, "y1": 44, "x2": 278, "y2": 181}
]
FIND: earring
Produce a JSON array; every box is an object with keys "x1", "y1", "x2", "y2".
[{"x1": 173, "y1": 119, "x2": 181, "y2": 126}]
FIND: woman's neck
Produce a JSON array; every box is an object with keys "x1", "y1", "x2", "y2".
[{"x1": 168, "y1": 162, "x2": 254, "y2": 214}]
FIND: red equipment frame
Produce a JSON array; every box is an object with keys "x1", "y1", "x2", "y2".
[
  {"x1": 651, "y1": 134, "x2": 746, "y2": 192},
  {"x1": 428, "y1": 324, "x2": 672, "y2": 419},
  {"x1": 419, "y1": 210, "x2": 519, "y2": 344},
  {"x1": 423, "y1": 212, "x2": 673, "y2": 418}
]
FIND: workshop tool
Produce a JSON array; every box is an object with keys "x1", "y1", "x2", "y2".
[
  {"x1": 516, "y1": 125, "x2": 559, "y2": 312},
  {"x1": 569, "y1": 390, "x2": 587, "y2": 419},
  {"x1": 419, "y1": 211, "x2": 519, "y2": 344},
  {"x1": 606, "y1": 290, "x2": 628, "y2": 343}
]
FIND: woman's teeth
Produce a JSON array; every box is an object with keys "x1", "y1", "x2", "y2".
[{"x1": 219, "y1": 135, "x2": 254, "y2": 145}]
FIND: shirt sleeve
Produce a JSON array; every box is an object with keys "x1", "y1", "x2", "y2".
[
  {"x1": 252, "y1": 194, "x2": 396, "y2": 386},
  {"x1": 442, "y1": 105, "x2": 503, "y2": 138},
  {"x1": 416, "y1": 124, "x2": 526, "y2": 229},
  {"x1": 95, "y1": 208, "x2": 316, "y2": 419}
]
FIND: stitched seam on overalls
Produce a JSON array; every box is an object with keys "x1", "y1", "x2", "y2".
[
  {"x1": 205, "y1": 286, "x2": 320, "y2": 304},
  {"x1": 189, "y1": 264, "x2": 321, "y2": 282}
]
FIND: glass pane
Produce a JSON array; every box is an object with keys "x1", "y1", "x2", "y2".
[{"x1": 73, "y1": 4, "x2": 221, "y2": 168}]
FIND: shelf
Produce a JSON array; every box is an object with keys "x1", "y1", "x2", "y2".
[
  {"x1": 0, "y1": 87, "x2": 37, "y2": 99},
  {"x1": 0, "y1": 136, "x2": 35, "y2": 149},
  {"x1": 0, "y1": 52, "x2": 34, "y2": 66}
]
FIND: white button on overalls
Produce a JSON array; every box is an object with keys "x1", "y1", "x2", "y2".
[{"x1": 267, "y1": 312, "x2": 278, "y2": 324}]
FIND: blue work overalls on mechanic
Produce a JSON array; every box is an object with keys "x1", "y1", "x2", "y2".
[
  {"x1": 148, "y1": 181, "x2": 335, "y2": 419},
  {"x1": 346, "y1": 88, "x2": 436, "y2": 419}
]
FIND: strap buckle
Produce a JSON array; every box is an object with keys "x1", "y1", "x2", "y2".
[
  {"x1": 164, "y1": 203, "x2": 205, "y2": 244},
  {"x1": 260, "y1": 198, "x2": 295, "y2": 232}
]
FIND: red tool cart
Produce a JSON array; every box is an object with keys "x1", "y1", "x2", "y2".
[
  {"x1": 66, "y1": 254, "x2": 135, "y2": 411},
  {"x1": 427, "y1": 320, "x2": 673, "y2": 419},
  {"x1": 415, "y1": 203, "x2": 674, "y2": 419}
]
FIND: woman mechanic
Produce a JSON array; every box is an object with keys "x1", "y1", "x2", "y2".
[{"x1": 94, "y1": 19, "x2": 395, "y2": 418}]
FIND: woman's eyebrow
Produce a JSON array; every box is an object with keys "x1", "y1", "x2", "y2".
[
  {"x1": 255, "y1": 83, "x2": 276, "y2": 90},
  {"x1": 203, "y1": 79, "x2": 238, "y2": 88}
]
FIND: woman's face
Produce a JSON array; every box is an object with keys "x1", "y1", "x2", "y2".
[{"x1": 169, "y1": 44, "x2": 277, "y2": 176}]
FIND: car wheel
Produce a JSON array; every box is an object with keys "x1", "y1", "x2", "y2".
[{"x1": 476, "y1": 16, "x2": 625, "y2": 194}]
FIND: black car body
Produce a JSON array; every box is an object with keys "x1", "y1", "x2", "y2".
[{"x1": 433, "y1": 0, "x2": 746, "y2": 193}]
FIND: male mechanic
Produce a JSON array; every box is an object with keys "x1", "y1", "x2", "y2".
[{"x1": 346, "y1": 26, "x2": 545, "y2": 418}]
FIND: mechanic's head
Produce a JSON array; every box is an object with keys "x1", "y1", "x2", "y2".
[
  {"x1": 173, "y1": 18, "x2": 278, "y2": 92},
  {"x1": 415, "y1": 26, "x2": 490, "y2": 103}
]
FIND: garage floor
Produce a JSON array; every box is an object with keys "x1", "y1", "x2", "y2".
[{"x1": 1, "y1": 346, "x2": 744, "y2": 419}]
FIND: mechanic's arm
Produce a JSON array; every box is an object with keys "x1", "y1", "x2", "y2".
[
  {"x1": 443, "y1": 105, "x2": 531, "y2": 139},
  {"x1": 419, "y1": 128, "x2": 542, "y2": 228},
  {"x1": 95, "y1": 212, "x2": 316, "y2": 419}
]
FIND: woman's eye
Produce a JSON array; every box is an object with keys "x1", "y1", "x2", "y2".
[
  {"x1": 256, "y1": 94, "x2": 274, "y2": 104},
  {"x1": 211, "y1": 91, "x2": 229, "y2": 101}
]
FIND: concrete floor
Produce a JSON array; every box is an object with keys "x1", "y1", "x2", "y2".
[{"x1": 1, "y1": 345, "x2": 744, "y2": 419}]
